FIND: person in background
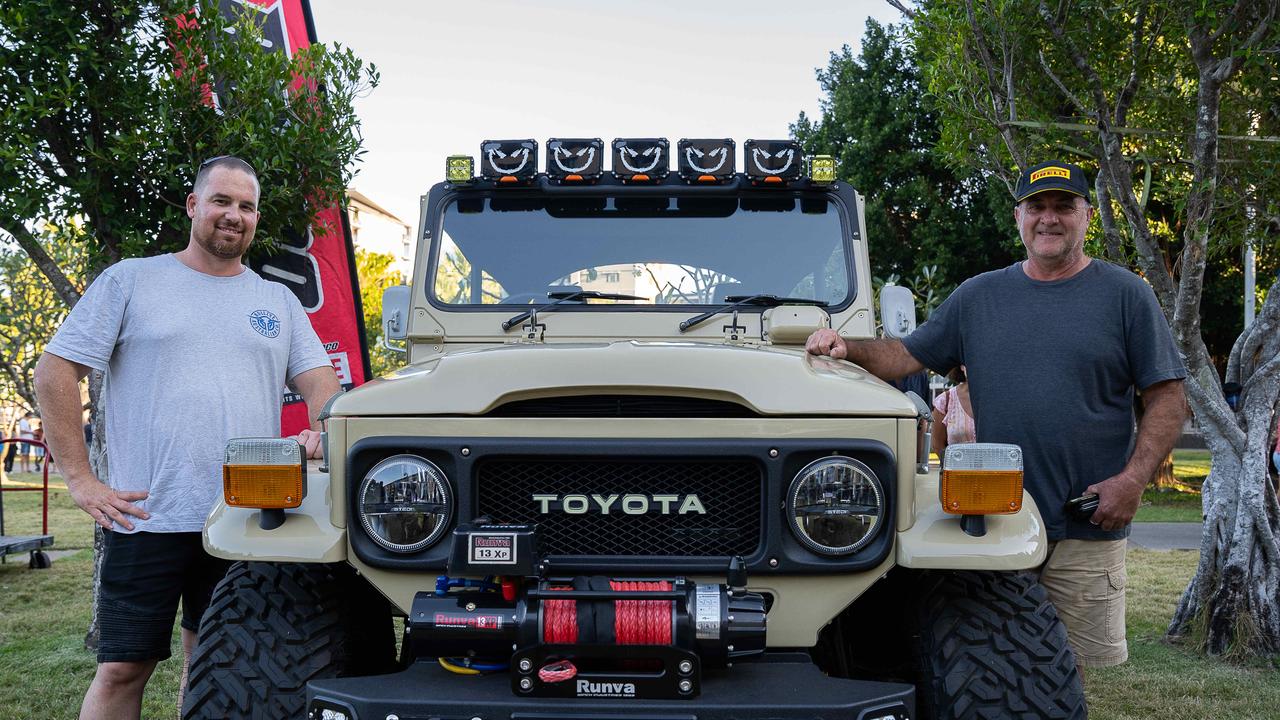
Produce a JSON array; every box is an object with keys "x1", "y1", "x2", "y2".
[
  {"x1": 33, "y1": 423, "x2": 46, "y2": 471},
  {"x1": 931, "y1": 365, "x2": 975, "y2": 459},
  {"x1": 1272, "y1": 416, "x2": 1279, "y2": 477},
  {"x1": 3, "y1": 418, "x2": 18, "y2": 473},
  {"x1": 17, "y1": 411, "x2": 35, "y2": 472}
]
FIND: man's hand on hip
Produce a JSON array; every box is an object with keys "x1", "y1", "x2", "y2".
[
  {"x1": 1085, "y1": 471, "x2": 1146, "y2": 531},
  {"x1": 806, "y1": 328, "x2": 848, "y2": 359},
  {"x1": 66, "y1": 472, "x2": 149, "y2": 531}
]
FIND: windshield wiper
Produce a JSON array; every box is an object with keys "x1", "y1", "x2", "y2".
[
  {"x1": 501, "y1": 290, "x2": 647, "y2": 331},
  {"x1": 678, "y1": 294, "x2": 829, "y2": 333}
]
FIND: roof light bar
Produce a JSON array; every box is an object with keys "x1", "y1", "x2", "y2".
[
  {"x1": 546, "y1": 138, "x2": 604, "y2": 184},
  {"x1": 745, "y1": 139, "x2": 802, "y2": 184},
  {"x1": 612, "y1": 138, "x2": 669, "y2": 182},
  {"x1": 677, "y1": 138, "x2": 735, "y2": 183},
  {"x1": 480, "y1": 139, "x2": 538, "y2": 183}
]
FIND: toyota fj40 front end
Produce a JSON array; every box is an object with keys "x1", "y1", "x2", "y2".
[{"x1": 185, "y1": 139, "x2": 1085, "y2": 720}]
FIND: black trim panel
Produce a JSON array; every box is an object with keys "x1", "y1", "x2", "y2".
[{"x1": 346, "y1": 437, "x2": 895, "y2": 575}]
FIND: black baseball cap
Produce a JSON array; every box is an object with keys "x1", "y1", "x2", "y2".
[{"x1": 1015, "y1": 160, "x2": 1091, "y2": 203}]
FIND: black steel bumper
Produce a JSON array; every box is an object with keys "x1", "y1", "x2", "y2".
[{"x1": 307, "y1": 656, "x2": 914, "y2": 719}]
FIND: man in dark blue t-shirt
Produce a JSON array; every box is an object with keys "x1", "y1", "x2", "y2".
[{"x1": 806, "y1": 160, "x2": 1186, "y2": 674}]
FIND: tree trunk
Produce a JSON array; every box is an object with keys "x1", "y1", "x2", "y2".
[
  {"x1": 1168, "y1": 277, "x2": 1280, "y2": 656},
  {"x1": 84, "y1": 370, "x2": 106, "y2": 650},
  {"x1": 1152, "y1": 452, "x2": 1178, "y2": 490}
]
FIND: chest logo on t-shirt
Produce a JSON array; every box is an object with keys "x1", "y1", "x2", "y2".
[{"x1": 248, "y1": 309, "x2": 281, "y2": 338}]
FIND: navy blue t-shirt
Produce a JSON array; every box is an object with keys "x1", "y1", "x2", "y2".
[{"x1": 902, "y1": 260, "x2": 1186, "y2": 541}]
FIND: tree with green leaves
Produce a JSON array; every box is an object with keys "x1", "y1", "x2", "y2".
[
  {"x1": 0, "y1": 223, "x2": 91, "y2": 415},
  {"x1": 355, "y1": 249, "x2": 404, "y2": 377},
  {"x1": 903, "y1": 0, "x2": 1280, "y2": 657},
  {"x1": 791, "y1": 19, "x2": 1019, "y2": 317}
]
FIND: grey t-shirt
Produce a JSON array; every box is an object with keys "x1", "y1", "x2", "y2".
[
  {"x1": 46, "y1": 254, "x2": 331, "y2": 533},
  {"x1": 902, "y1": 260, "x2": 1185, "y2": 541}
]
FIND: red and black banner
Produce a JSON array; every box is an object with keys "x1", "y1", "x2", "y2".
[{"x1": 215, "y1": 0, "x2": 371, "y2": 435}]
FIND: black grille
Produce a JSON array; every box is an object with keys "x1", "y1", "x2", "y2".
[
  {"x1": 475, "y1": 458, "x2": 762, "y2": 557},
  {"x1": 488, "y1": 395, "x2": 757, "y2": 418}
]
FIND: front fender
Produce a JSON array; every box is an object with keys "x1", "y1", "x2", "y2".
[
  {"x1": 203, "y1": 468, "x2": 346, "y2": 563},
  {"x1": 896, "y1": 467, "x2": 1046, "y2": 570}
]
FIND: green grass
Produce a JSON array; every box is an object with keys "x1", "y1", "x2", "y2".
[
  {"x1": 0, "y1": 549, "x2": 186, "y2": 719},
  {"x1": 1, "y1": 472, "x2": 96, "y2": 550},
  {"x1": 1087, "y1": 549, "x2": 1280, "y2": 719},
  {"x1": 1132, "y1": 449, "x2": 1208, "y2": 523}
]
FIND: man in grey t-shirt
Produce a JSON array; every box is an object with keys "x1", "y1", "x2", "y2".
[
  {"x1": 806, "y1": 160, "x2": 1186, "y2": 677},
  {"x1": 34, "y1": 156, "x2": 340, "y2": 720}
]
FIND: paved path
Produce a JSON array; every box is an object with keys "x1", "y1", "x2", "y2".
[{"x1": 1129, "y1": 522, "x2": 1202, "y2": 551}]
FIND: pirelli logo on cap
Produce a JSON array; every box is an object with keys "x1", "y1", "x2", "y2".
[{"x1": 1030, "y1": 166, "x2": 1072, "y2": 184}]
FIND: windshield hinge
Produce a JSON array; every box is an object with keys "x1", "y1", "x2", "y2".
[
  {"x1": 518, "y1": 307, "x2": 546, "y2": 343},
  {"x1": 721, "y1": 309, "x2": 750, "y2": 344}
]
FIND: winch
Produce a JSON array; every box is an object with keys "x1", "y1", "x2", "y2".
[{"x1": 406, "y1": 522, "x2": 767, "y2": 699}]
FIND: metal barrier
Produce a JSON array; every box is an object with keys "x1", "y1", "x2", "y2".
[{"x1": 0, "y1": 437, "x2": 54, "y2": 568}]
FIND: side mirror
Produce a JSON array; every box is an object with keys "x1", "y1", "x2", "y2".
[
  {"x1": 381, "y1": 285, "x2": 411, "y2": 351},
  {"x1": 879, "y1": 285, "x2": 917, "y2": 339}
]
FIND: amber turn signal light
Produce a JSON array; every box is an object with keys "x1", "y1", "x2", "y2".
[
  {"x1": 223, "y1": 438, "x2": 306, "y2": 509},
  {"x1": 939, "y1": 443, "x2": 1024, "y2": 515}
]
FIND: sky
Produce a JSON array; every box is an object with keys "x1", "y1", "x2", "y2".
[{"x1": 306, "y1": 0, "x2": 905, "y2": 231}]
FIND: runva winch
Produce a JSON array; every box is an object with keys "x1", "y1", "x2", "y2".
[{"x1": 406, "y1": 522, "x2": 767, "y2": 699}]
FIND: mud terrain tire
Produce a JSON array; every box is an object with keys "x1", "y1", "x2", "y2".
[
  {"x1": 182, "y1": 561, "x2": 394, "y2": 719},
  {"x1": 914, "y1": 570, "x2": 1086, "y2": 720}
]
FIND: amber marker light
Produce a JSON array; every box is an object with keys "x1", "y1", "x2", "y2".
[
  {"x1": 940, "y1": 443, "x2": 1024, "y2": 515},
  {"x1": 223, "y1": 437, "x2": 306, "y2": 510}
]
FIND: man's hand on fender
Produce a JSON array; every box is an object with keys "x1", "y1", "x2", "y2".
[
  {"x1": 66, "y1": 472, "x2": 149, "y2": 531},
  {"x1": 1085, "y1": 471, "x2": 1147, "y2": 531},
  {"x1": 295, "y1": 429, "x2": 324, "y2": 459},
  {"x1": 805, "y1": 328, "x2": 848, "y2": 360}
]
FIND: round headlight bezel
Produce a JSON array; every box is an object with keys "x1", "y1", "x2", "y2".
[
  {"x1": 357, "y1": 454, "x2": 453, "y2": 553},
  {"x1": 786, "y1": 455, "x2": 885, "y2": 556}
]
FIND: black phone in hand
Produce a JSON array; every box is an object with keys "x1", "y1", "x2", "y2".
[{"x1": 1065, "y1": 494, "x2": 1100, "y2": 522}]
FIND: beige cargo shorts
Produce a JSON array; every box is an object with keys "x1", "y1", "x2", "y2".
[{"x1": 1037, "y1": 538, "x2": 1128, "y2": 667}]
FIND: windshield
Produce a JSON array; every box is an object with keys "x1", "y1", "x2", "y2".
[{"x1": 430, "y1": 195, "x2": 852, "y2": 308}]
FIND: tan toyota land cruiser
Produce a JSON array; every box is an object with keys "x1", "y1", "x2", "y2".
[{"x1": 183, "y1": 138, "x2": 1085, "y2": 720}]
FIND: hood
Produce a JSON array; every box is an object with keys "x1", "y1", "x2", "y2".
[{"x1": 330, "y1": 341, "x2": 917, "y2": 417}]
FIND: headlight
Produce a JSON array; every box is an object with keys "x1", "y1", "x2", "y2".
[
  {"x1": 358, "y1": 455, "x2": 453, "y2": 553},
  {"x1": 786, "y1": 456, "x2": 884, "y2": 556}
]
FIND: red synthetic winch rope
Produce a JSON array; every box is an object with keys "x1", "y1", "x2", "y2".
[
  {"x1": 612, "y1": 580, "x2": 673, "y2": 645},
  {"x1": 543, "y1": 586, "x2": 578, "y2": 644},
  {"x1": 538, "y1": 659, "x2": 578, "y2": 683},
  {"x1": 540, "y1": 580, "x2": 674, "y2": 646}
]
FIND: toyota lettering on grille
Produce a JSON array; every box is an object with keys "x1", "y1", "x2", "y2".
[{"x1": 532, "y1": 493, "x2": 707, "y2": 515}]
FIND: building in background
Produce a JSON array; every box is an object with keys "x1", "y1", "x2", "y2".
[{"x1": 347, "y1": 188, "x2": 413, "y2": 279}]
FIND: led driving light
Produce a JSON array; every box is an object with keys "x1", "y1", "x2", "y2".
[
  {"x1": 677, "y1": 138, "x2": 735, "y2": 183},
  {"x1": 446, "y1": 154, "x2": 474, "y2": 184},
  {"x1": 786, "y1": 456, "x2": 884, "y2": 556},
  {"x1": 358, "y1": 454, "x2": 453, "y2": 553},
  {"x1": 546, "y1": 138, "x2": 603, "y2": 183},
  {"x1": 809, "y1": 154, "x2": 836, "y2": 185},
  {"x1": 612, "y1": 138, "x2": 669, "y2": 182},
  {"x1": 941, "y1": 443, "x2": 1024, "y2": 515},
  {"x1": 223, "y1": 437, "x2": 305, "y2": 509},
  {"x1": 480, "y1": 139, "x2": 538, "y2": 183},
  {"x1": 744, "y1": 139, "x2": 802, "y2": 184}
]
